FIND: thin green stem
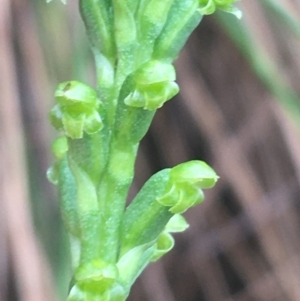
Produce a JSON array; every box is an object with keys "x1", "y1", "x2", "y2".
[{"x1": 97, "y1": 140, "x2": 138, "y2": 262}]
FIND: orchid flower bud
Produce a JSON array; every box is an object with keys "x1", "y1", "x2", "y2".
[
  {"x1": 50, "y1": 81, "x2": 104, "y2": 139},
  {"x1": 124, "y1": 60, "x2": 179, "y2": 110}
]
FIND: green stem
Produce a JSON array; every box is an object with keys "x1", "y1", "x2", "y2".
[
  {"x1": 97, "y1": 88, "x2": 155, "y2": 262},
  {"x1": 97, "y1": 139, "x2": 138, "y2": 262}
]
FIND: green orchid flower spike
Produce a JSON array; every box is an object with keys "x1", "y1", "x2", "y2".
[{"x1": 45, "y1": 0, "x2": 242, "y2": 300}]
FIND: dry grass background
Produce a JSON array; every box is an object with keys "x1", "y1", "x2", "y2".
[{"x1": 1, "y1": 0, "x2": 300, "y2": 300}]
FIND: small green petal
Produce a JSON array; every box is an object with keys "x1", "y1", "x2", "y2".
[
  {"x1": 55, "y1": 81, "x2": 98, "y2": 109},
  {"x1": 156, "y1": 185, "x2": 178, "y2": 207},
  {"x1": 62, "y1": 113, "x2": 85, "y2": 139},
  {"x1": 165, "y1": 214, "x2": 189, "y2": 233},
  {"x1": 170, "y1": 160, "x2": 219, "y2": 189},
  {"x1": 143, "y1": 82, "x2": 179, "y2": 110},
  {"x1": 124, "y1": 90, "x2": 144, "y2": 108},
  {"x1": 83, "y1": 111, "x2": 104, "y2": 135},
  {"x1": 169, "y1": 186, "x2": 203, "y2": 214},
  {"x1": 151, "y1": 232, "x2": 174, "y2": 262}
]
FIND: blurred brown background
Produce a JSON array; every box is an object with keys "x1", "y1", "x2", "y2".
[{"x1": 1, "y1": 0, "x2": 300, "y2": 300}]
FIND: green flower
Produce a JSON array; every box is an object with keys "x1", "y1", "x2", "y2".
[
  {"x1": 157, "y1": 160, "x2": 219, "y2": 213},
  {"x1": 198, "y1": 0, "x2": 242, "y2": 18},
  {"x1": 50, "y1": 81, "x2": 104, "y2": 139},
  {"x1": 124, "y1": 60, "x2": 179, "y2": 110}
]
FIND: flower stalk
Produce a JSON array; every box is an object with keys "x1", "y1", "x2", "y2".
[{"x1": 46, "y1": 0, "x2": 241, "y2": 300}]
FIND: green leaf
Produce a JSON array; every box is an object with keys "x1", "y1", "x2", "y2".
[{"x1": 165, "y1": 214, "x2": 189, "y2": 233}]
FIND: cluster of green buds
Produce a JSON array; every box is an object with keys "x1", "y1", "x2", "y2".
[{"x1": 46, "y1": 0, "x2": 241, "y2": 300}]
